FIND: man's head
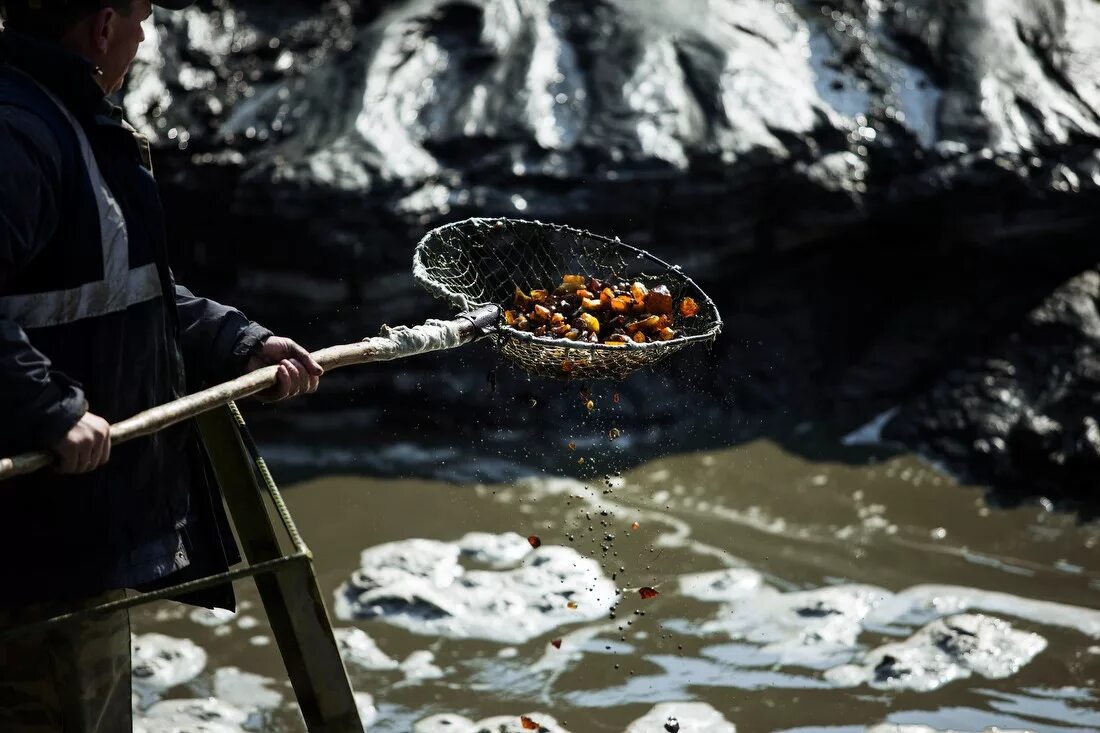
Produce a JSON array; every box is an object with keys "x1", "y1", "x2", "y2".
[{"x1": 1, "y1": 0, "x2": 191, "y2": 93}]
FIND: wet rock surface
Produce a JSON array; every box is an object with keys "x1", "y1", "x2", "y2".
[{"x1": 126, "y1": 0, "x2": 1100, "y2": 502}]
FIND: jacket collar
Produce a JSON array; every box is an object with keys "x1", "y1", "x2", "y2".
[{"x1": 0, "y1": 29, "x2": 109, "y2": 120}]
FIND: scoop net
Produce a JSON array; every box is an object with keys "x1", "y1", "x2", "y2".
[{"x1": 413, "y1": 218, "x2": 722, "y2": 380}]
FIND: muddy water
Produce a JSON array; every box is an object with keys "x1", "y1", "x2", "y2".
[{"x1": 133, "y1": 440, "x2": 1100, "y2": 732}]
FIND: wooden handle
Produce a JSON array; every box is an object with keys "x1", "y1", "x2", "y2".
[{"x1": 0, "y1": 311, "x2": 495, "y2": 482}]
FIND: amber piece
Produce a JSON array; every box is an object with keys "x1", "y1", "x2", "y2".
[
  {"x1": 599, "y1": 287, "x2": 615, "y2": 307},
  {"x1": 627, "y1": 315, "x2": 661, "y2": 335},
  {"x1": 585, "y1": 400, "x2": 595, "y2": 410},
  {"x1": 578, "y1": 457, "x2": 585, "y2": 464},
  {"x1": 567, "y1": 442, "x2": 576, "y2": 451},
  {"x1": 631, "y1": 282, "x2": 648, "y2": 305},
  {"x1": 657, "y1": 327, "x2": 676, "y2": 341},
  {"x1": 608, "y1": 427, "x2": 621, "y2": 440},
  {"x1": 515, "y1": 315, "x2": 529, "y2": 330},
  {"x1": 631, "y1": 521, "x2": 640, "y2": 530},
  {"x1": 564, "y1": 329, "x2": 580, "y2": 340},
  {"x1": 610, "y1": 296, "x2": 631, "y2": 314},
  {"x1": 567, "y1": 601, "x2": 579, "y2": 609},
  {"x1": 581, "y1": 297, "x2": 603, "y2": 311},
  {"x1": 679, "y1": 297, "x2": 700, "y2": 317},
  {"x1": 551, "y1": 639, "x2": 562, "y2": 649},
  {"x1": 656, "y1": 315, "x2": 672, "y2": 329},
  {"x1": 612, "y1": 392, "x2": 621, "y2": 404},
  {"x1": 551, "y1": 312, "x2": 565, "y2": 325},
  {"x1": 579, "y1": 313, "x2": 600, "y2": 333},
  {"x1": 533, "y1": 304, "x2": 552, "y2": 322},
  {"x1": 528, "y1": 535, "x2": 542, "y2": 549},
  {"x1": 645, "y1": 285, "x2": 673, "y2": 315},
  {"x1": 632, "y1": 332, "x2": 647, "y2": 343},
  {"x1": 514, "y1": 287, "x2": 532, "y2": 308},
  {"x1": 504, "y1": 310, "x2": 517, "y2": 326},
  {"x1": 562, "y1": 274, "x2": 585, "y2": 286},
  {"x1": 551, "y1": 324, "x2": 570, "y2": 338},
  {"x1": 530, "y1": 289, "x2": 549, "y2": 301},
  {"x1": 577, "y1": 289, "x2": 594, "y2": 299},
  {"x1": 639, "y1": 587, "x2": 660, "y2": 599},
  {"x1": 606, "y1": 334, "x2": 630, "y2": 343},
  {"x1": 520, "y1": 716, "x2": 540, "y2": 731}
]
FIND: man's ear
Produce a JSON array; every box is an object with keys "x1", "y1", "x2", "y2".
[{"x1": 86, "y1": 6, "x2": 118, "y2": 56}]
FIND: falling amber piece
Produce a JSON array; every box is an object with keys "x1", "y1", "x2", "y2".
[
  {"x1": 631, "y1": 521, "x2": 640, "y2": 530},
  {"x1": 585, "y1": 400, "x2": 595, "y2": 410},
  {"x1": 608, "y1": 427, "x2": 621, "y2": 441},
  {"x1": 578, "y1": 457, "x2": 585, "y2": 465},
  {"x1": 528, "y1": 535, "x2": 542, "y2": 549},
  {"x1": 567, "y1": 601, "x2": 579, "y2": 609},
  {"x1": 679, "y1": 297, "x2": 699, "y2": 317},
  {"x1": 645, "y1": 285, "x2": 673, "y2": 315},
  {"x1": 612, "y1": 392, "x2": 621, "y2": 404},
  {"x1": 639, "y1": 587, "x2": 660, "y2": 599},
  {"x1": 567, "y1": 441, "x2": 576, "y2": 451},
  {"x1": 520, "y1": 716, "x2": 540, "y2": 731},
  {"x1": 550, "y1": 639, "x2": 562, "y2": 649}
]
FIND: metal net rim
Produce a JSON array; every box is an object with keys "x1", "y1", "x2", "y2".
[{"x1": 413, "y1": 217, "x2": 725, "y2": 353}]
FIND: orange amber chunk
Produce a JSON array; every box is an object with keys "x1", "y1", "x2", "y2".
[
  {"x1": 679, "y1": 297, "x2": 700, "y2": 317},
  {"x1": 632, "y1": 332, "x2": 647, "y2": 343},
  {"x1": 581, "y1": 297, "x2": 603, "y2": 311},
  {"x1": 579, "y1": 313, "x2": 600, "y2": 333},
  {"x1": 528, "y1": 535, "x2": 542, "y2": 549},
  {"x1": 639, "y1": 587, "x2": 660, "y2": 599},
  {"x1": 631, "y1": 282, "x2": 648, "y2": 305},
  {"x1": 657, "y1": 327, "x2": 676, "y2": 341},
  {"x1": 520, "y1": 716, "x2": 540, "y2": 731},
  {"x1": 533, "y1": 304, "x2": 552, "y2": 322},
  {"x1": 645, "y1": 285, "x2": 673, "y2": 315}
]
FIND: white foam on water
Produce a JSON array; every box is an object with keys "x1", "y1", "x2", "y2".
[
  {"x1": 876, "y1": 585, "x2": 1100, "y2": 639},
  {"x1": 826, "y1": 614, "x2": 1047, "y2": 692},
  {"x1": 699, "y1": 584, "x2": 896, "y2": 668},
  {"x1": 678, "y1": 568, "x2": 766, "y2": 603},
  {"x1": 354, "y1": 692, "x2": 378, "y2": 729},
  {"x1": 335, "y1": 627, "x2": 401, "y2": 671},
  {"x1": 334, "y1": 533, "x2": 616, "y2": 643},
  {"x1": 413, "y1": 711, "x2": 571, "y2": 732},
  {"x1": 212, "y1": 667, "x2": 284, "y2": 712},
  {"x1": 189, "y1": 607, "x2": 236, "y2": 627},
  {"x1": 131, "y1": 633, "x2": 207, "y2": 701},
  {"x1": 134, "y1": 698, "x2": 247, "y2": 733},
  {"x1": 624, "y1": 701, "x2": 737, "y2": 732},
  {"x1": 842, "y1": 407, "x2": 900, "y2": 447}
]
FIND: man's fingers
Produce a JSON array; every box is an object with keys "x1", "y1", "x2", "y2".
[
  {"x1": 289, "y1": 343, "x2": 324, "y2": 377},
  {"x1": 271, "y1": 364, "x2": 292, "y2": 401},
  {"x1": 282, "y1": 359, "x2": 305, "y2": 396}
]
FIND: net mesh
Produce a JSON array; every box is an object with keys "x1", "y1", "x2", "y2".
[{"x1": 414, "y1": 218, "x2": 722, "y2": 380}]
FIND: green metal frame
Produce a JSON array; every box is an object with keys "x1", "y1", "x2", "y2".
[{"x1": 1, "y1": 403, "x2": 363, "y2": 733}]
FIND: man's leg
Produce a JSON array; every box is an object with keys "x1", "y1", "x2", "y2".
[{"x1": 0, "y1": 591, "x2": 132, "y2": 733}]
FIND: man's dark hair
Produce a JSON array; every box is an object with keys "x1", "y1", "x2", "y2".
[{"x1": 0, "y1": 1, "x2": 134, "y2": 41}]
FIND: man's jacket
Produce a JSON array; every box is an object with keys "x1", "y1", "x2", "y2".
[{"x1": 0, "y1": 31, "x2": 269, "y2": 606}]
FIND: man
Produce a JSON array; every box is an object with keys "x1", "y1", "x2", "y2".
[{"x1": 0, "y1": 1, "x2": 322, "y2": 730}]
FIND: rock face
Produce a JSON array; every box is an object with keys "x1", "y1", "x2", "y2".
[{"x1": 126, "y1": 0, "x2": 1100, "y2": 501}]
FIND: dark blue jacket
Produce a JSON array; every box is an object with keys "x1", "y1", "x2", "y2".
[{"x1": 0, "y1": 31, "x2": 269, "y2": 606}]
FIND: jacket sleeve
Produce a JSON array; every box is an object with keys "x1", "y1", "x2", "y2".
[
  {"x1": 0, "y1": 108, "x2": 87, "y2": 453},
  {"x1": 174, "y1": 285, "x2": 273, "y2": 387}
]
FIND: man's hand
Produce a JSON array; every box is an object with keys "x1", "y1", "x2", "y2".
[
  {"x1": 247, "y1": 336, "x2": 323, "y2": 402},
  {"x1": 52, "y1": 412, "x2": 111, "y2": 474}
]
